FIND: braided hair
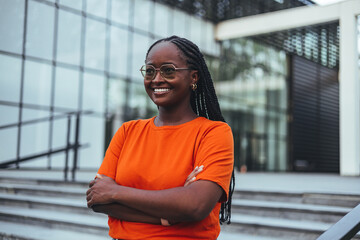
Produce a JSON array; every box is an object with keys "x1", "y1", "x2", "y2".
[{"x1": 145, "y1": 36, "x2": 235, "y2": 224}]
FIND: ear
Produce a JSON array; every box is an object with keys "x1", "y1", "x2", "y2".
[{"x1": 190, "y1": 70, "x2": 199, "y2": 85}]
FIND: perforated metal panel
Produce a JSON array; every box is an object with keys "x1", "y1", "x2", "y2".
[{"x1": 291, "y1": 55, "x2": 339, "y2": 172}]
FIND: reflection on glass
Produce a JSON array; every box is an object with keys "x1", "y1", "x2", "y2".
[
  {"x1": 57, "y1": 9, "x2": 81, "y2": 66},
  {"x1": 108, "y1": 78, "x2": 126, "y2": 117},
  {"x1": 131, "y1": 33, "x2": 150, "y2": 81},
  {"x1": 55, "y1": 66, "x2": 79, "y2": 109},
  {"x1": 0, "y1": 0, "x2": 24, "y2": 54},
  {"x1": 23, "y1": 60, "x2": 52, "y2": 106},
  {"x1": 0, "y1": 54, "x2": 22, "y2": 102},
  {"x1": 59, "y1": 0, "x2": 82, "y2": 11},
  {"x1": 217, "y1": 38, "x2": 288, "y2": 171},
  {"x1": 111, "y1": 0, "x2": 130, "y2": 25},
  {"x1": 51, "y1": 117, "x2": 75, "y2": 149},
  {"x1": 129, "y1": 81, "x2": 155, "y2": 119},
  {"x1": 83, "y1": 72, "x2": 105, "y2": 113},
  {"x1": 26, "y1": 1, "x2": 55, "y2": 60},
  {"x1": 84, "y1": 18, "x2": 106, "y2": 70},
  {"x1": 154, "y1": 3, "x2": 170, "y2": 37},
  {"x1": 0, "y1": 128, "x2": 17, "y2": 162},
  {"x1": 20, "y1": 121, "x2": 49, "y2": 157},
  {"x1": 133, "y1": 0, "x2": 151, "y2": 32},
  {"x1": 86, "y1": 0, "x2": 107, "y2": 18},
  {"x1": 110, "y1": 27, "x2": 128, "y2": 75},
  {"x1": 80, "y1": 115, "x2": 105, "y2": 167}
]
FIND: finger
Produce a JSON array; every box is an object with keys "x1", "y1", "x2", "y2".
[
  {"x1": 186, "y1": 166, "x2": 200, "y2": 181},
  {"x1": 184, "y1": 176, "x2": 196, "y2": 187},
  {"x1": 89, "y1": 180, "x2": 96, "y2": 188},
  {"x1": 96, "y1": 173, "x2": 103, "y2": 179}
]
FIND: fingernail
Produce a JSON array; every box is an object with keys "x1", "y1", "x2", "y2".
[
  {"x1": 195, "y1": 166, "x2": 198, "y2": 170},
  {"x1": 192, "y1": 177, "x2": 196, "y2": 181}
]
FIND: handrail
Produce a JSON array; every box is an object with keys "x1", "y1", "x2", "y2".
[
  {"x1": 316, "y1": 204, "x2": 360, "y2": 240},
  {"x1": 0, "y1": 110, "x2": 93, "y2": 181}
]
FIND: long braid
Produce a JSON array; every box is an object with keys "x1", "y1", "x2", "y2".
[{"x1": 146, "y1": 36, "x2": 235, "y2": 224}]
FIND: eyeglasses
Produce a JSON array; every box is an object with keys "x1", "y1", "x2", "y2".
[{"x1": 140, "y1": 64, "x2": 191, "y2": 80}]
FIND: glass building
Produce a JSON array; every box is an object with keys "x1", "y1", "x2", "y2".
[{"x1": 1, "y1": 0, "x2": 356, "y2": 175}]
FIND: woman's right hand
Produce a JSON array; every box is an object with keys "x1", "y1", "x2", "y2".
[{"x1": 184, "y1": 165, "x2": 203, "y2": 187}]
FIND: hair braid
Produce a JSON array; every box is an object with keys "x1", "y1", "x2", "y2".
[{"x1": 146, "y1": 36, "x2": 235, "y2": 224}]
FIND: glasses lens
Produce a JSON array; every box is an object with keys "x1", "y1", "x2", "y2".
[
  {"x1": 160, "y1": 64, "x2": 176, "y2": 79},
  {"x1": 142, "y1": 65, "x2": 155, "y2": 79}
]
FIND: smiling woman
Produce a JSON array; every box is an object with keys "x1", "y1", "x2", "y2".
[{"x1": 86, "y1": 36, "x2": 235, "y2": 240}]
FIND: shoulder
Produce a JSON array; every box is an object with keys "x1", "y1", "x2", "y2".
[
  {"x1": 197, "y1": 117, "x2": 232, "y2": 134},
  {"x1": 117, "y1": 117, "x2": 154, "y2": 135}
]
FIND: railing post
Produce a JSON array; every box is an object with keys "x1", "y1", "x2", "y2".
[
  {"x1": 72, "y1": 112, "x2": 80, "y2": 181},
  {"x1": 64, "y1": 115, "x2": 71, "y2": 181}
]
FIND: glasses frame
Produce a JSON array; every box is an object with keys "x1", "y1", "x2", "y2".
[{"x1": 140, "y1": 64, "x2": 192, "y2": 80}]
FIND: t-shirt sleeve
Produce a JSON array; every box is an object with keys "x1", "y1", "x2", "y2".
[
  {"x1": 97, "y1": 123, "x2": 126, "y2": 179},
  {"x1": 194, "y1": 123, "x2": 234, "y2": 202}
]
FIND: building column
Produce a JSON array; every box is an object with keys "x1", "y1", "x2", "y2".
[{"x1": 339, "y1": 2, "x2": 360, "y2": 176}]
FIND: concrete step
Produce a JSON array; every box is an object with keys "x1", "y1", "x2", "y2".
[
  {"x1": 0, "y1": 193, "x2": 92, "y2": 215},
  {"x1": 0, "y1": 183, "x2": 85, "y2": 198},
  {"x1": 0, "y1": 176, "x2": 89, "y2": 188},
  {"x1": 232, "y1": 199, "x2": 351, "y2": 223},
  {"x1": 223, "y1": 213, "x2": 360, "y2": 240},
  {"x1": 234, "y1": 190, "x2": 360, "y2": 208},
  {"x1": 0, "y1": 220, "x2": 107, "y2": 240},
  {"x1": 0, "y1": 205, "x2": 108, "y2": 235}
]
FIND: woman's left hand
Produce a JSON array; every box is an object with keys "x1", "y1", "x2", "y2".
[{"x1": 86, "y1": 174, "x2": 118, "y2": 208}]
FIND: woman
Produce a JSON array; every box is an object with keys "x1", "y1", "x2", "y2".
[{"x1": 86, "y1": 36, "x2": 235, "y2": 240}]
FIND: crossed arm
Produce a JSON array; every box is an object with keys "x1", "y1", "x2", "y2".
[{"x1": 86, "y1": 166, "x2": 224, "y2": 224}]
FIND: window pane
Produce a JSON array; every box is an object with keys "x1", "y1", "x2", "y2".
[
  {"x1": 0, "y1": 128, "x2": 17, "y2": 162},
  {"x1": 84, "y1": 18, "x2": 106, "y2": 70},
  {"x1": 171, "y1": 9, "x2": 186, "y2": 37},
  {"x1": 57, "y1": 9, "x2": 81, "y2": 65},
  {"x1": 23, "y1": 60, "x2": 52, "y2": 106},
  {"x1": 22, "y1": 108, "x2": 49, "y2": 122},
  {"x1": 190, "y1": 16, "x2": 202, "y2": 47},
  {"x1": 86, "y1": 0, "x2": 107, "y2": 18},
  {"x1": 108, "y1": 78, "x2": 126, "y2": 117},
  {"x1": 0, "y1": 54, "x2": 22, "y2": 102},
  {"x1": 131, "y1": 34, "x2": 150, "y2": 81},
  {"x1": 80, "y1": 115, "x2": 105, "y2": 168},
  {"x1": 111, "y1": 0, "x2": 129, "y2": 25},
  {"x1": 0, "y1": 105, "x2": 18, "y2": 126},
  {"x1": 129, "y1": 81, "x2": 152, "y2": 119},
  {"x1": 55, "y1": 66, "x2": 79, "y2": 109},
  {"x1": 154, "y1": 3, "x2": 170, "y2": 37},
  {"x1": 59, "y1": 0, "x2": 83, "y2": 11},
  {"x1": 133, "y1": 0, "x2": 150, "y2": 32},
  {"x1": 83, "y1": 72, "x2": 105, "y2": 113},
  {"x1": 20, "y1": 121, "x2": 49, "y2": 157},
  {"x1": 51, "y1": 116, "x2": 75, "y2": 149},
  {"x1": 26, "y1": 1, "x2": 55, "y2": 60},
  {"x1": 110, "y1": 26, "x2": 128, "y2": 75},
  {"x1": 0, "y1": 0, "x2": 24, "y2": 54}
]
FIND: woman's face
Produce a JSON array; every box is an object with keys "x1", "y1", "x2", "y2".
[{"x1": 144, "y1": 41, "x2": 197, "y2": 110}]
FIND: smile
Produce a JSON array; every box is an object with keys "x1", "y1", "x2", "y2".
[{"x1": 154, "y1": 88, "x2": 170, "y2": 93}]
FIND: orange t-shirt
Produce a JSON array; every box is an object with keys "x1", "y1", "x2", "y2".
[{"x1": 97, "y1": 116, "x2": 234, "y2": 240}]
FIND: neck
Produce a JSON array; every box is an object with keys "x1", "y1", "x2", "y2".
[{"x1": 156, "y1": 104, "x2": 198, "y2": 126}]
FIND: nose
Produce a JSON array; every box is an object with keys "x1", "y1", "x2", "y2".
[{"x1": 152, "y1": 70, "x2": 164, "y2": 83}]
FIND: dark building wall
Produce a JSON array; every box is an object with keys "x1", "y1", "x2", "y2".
[{"x1": 291, "y1": 55, "x2": 339, "y2": 172}]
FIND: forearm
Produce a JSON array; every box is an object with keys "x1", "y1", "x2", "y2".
[
  {"x1": 92, "y1": 203, "x2": 161, "y2": 224},
  {"x1": 111, "y1": 181, "x2": 221, "y2": 223}
]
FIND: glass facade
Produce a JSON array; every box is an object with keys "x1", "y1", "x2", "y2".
[
  {"x1": 0, "y1": 0, "x2": 220, "y2": 169},
  {"x1": 0, "y1": 0, "x2": 291, "y2": 172}
]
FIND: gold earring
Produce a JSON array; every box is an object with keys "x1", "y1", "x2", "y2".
[{"x1": 191, "y1": 83, "x2": 197, "y2": 91}]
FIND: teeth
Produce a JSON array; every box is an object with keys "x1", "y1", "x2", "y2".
[{"x1": 154, "y1": 88, "x2": 170, "y2": 92}]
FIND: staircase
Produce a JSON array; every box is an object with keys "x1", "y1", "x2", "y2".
[{"x1": 0, "y1": 170, "x2": 359, "y2": 240}]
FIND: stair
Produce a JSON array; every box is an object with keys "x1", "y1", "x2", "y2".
[
  {"x1": 0, "y1": 171, "x2": 359, "y2": 240},
  {"x1": 222, "y1": 189, "x2": 360, "y2": 239}
]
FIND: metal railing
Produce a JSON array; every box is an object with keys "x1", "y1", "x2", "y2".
[
  {"x1": 317, "y1": 204, "x2": 360, "y2": 240},
  {"x1": 0, "y1": 110, "x2": 92, "y2": 181}
]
